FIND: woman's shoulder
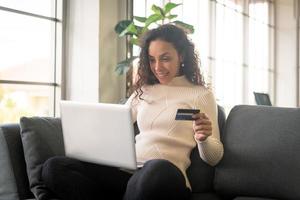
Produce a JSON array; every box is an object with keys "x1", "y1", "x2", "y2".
[
  {"x1": 193, "y1": 85, "x2": 216, "y2": 101},
  {"x1": 192, "y1": 84, "x2": 212, "y2": 94},
  {"x1": 125, "y1": 92, "x2": 140, "y2": 106},
  {"x1": 126, "y1": 85, "x2": 154, "y2": 105}
]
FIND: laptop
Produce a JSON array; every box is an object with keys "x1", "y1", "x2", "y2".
[
  {"x1": 60, "y1": 100, "x2": 137, "y2": 170},
  {"x1": 253, "y1": 92, "x2": 272, "y2": 106}
]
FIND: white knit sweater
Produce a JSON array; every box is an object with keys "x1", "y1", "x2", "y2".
[{"x1": 126, "y1": 76, "x2": 224, "y2": 189}]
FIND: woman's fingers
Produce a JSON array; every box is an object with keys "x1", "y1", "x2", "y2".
[
  {"x1": 194, "y1": 119, "x2": 211, "y2": 126},
  {"x1": 194, "y1": 130, "x2": 212, "y2": 136},
  {"x1": 193, "y1": 112, "x2": 212, "y2": 141},
  {"x1": 195, "y1": 133, "x2": 209, "y2": 141},
  {"x1": 192, "y1": 112, "x2": 207, "y2": 120},
  {"x1": 193, "y1": 125, "x2": 212, "y2": 132}
]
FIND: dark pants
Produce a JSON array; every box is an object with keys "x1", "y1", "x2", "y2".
[{"x1": 42, "y1": 156, "x2": 191, "y2": 200}]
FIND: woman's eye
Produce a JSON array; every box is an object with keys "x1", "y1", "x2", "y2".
[
  {"x1": 149, "y1": 59, "x2": 155, "y2": 63},
  {"x1": 161, "y1": 57, "x2": 170, "y2": 62}
]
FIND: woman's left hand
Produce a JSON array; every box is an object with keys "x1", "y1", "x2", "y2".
[{"x1": 192, "y1": 113, "x2": 212, "y2": 142}]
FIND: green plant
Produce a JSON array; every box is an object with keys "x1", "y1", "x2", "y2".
[{"x1": 114, "y1": 2, "x2": 194, "y2": 75}]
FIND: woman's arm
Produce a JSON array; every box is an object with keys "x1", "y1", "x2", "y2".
[
  {"x1": 125, "y1": 93, "x2": 138, "y2": 122},
  {"x1": 193, "y1": 90, "x2": 224, "y2": 166}
]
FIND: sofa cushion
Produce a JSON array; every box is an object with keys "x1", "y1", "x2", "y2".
[
  {"x1": 214, "y1": 105, "x2": 300, "y2": 200},
  {"x1": 1, "y1": 124, "x2": 34, "y2": 200},
  {"x1": 20, "y1": 117, "x2": 65, "y2": 200},
  {"x1": 0, "y1": 125, "x2": 19, "y2": 200}
]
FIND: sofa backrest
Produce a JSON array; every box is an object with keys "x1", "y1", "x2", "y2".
[
  {"x1": 214, "y1": 105, "x2": 300, "y2": 200},
  {"x1": 0, "y1": 124, "x2": 33, "y2": 200}
]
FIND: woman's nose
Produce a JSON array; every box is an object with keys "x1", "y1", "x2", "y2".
[{"x1": 154, "y1": 61, "x2": 162, "y2": 70}]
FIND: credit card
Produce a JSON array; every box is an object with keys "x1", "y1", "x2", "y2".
[{"x1": 175, "y1": 109, "x2": 200, "y2": 121}]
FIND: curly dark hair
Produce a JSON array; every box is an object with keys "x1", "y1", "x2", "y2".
[{"x1": 134, "y1": 24, "x2": 205, "y2": 99}]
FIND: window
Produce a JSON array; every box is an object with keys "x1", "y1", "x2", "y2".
[
  {"x1": 212, "y1": 0, "x2": 275, "y2": 113},
  {"x1": 248, "y1": 0, "x2": 275, "y2": 104},
  {"x1": 0, "y1": 0, "x2": 63, "y2": 123},
  {"x1": 132, "y1": 0, "x2": 274, "y2": 114},
  {"x1": 214, "y1": 0, "x2": 244, "y2": 108}
]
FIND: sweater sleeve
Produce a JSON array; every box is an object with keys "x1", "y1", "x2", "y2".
[
  {"x1": 125, "y1": 93, "x2": 138, "y2": 122},
  {"x1": 194, "y1": 90, "x2": 224, "y2": 166}
]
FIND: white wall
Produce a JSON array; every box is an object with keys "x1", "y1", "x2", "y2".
[
  {"x1": 275, "y1": 0, "x2": 298, "y2": 107},
  {"x1": 65, "y1": 0, "x2": 100, "y2": 102}
]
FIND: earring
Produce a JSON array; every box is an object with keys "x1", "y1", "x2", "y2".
[{"x1": 181, "y1": 63, "x2": 185, "y2": 68}]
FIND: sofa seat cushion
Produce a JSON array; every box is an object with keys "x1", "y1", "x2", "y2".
[
  {"x1": 191, "y1": 192, "x2": 224, "y2": 200},
  {"x1": 20, "y1": 117, "x2": 64, "y2": 200},
  {"x1": 215, "y1": 105, "x2": 300, "y2": 200}
]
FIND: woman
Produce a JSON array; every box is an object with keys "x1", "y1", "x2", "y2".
[{"x1": 42, "y1": 24, "x2": 224, "y2": 200}]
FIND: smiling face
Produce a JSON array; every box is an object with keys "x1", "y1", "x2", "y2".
[{"x1": 148, "y1": 39, "x2": 182, "y2": 84}]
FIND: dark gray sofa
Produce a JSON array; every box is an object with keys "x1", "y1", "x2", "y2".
[{"x1": 1, "y1": 105, "x2": 300, "y2": 200}]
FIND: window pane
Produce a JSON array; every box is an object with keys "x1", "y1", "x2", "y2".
[
  {"x1": 192, "y1": 0, "x2": 210, "y2": 77},
  {"x1": 215, "y1": 0, "x2": 243, "y2": 12},
  {"x1": 249, "y1": 0, "x2": 269, "y2": 24},
  {"x1": 170, "y1": 0, "x2": 183, "y2": 20},
  {"x1": 248, "y1": 2, "x2": 270, "y2": 103},
  {"x1": 55, "y1": 86, "x2": 61, "y2": 118},
  {"x1": 0, "y1": 84, "x2": 55, "y2": 124},
  {"x1": 0, "y1": 11, "x2": 55, "y2": 82},
  {"x1": 0, "y1": 0, "x2": 55, "y2": 17},
  {"x1": 133, "y1": 0, "x2": 146, "y2": 18},
  {"x1": 216, "y1": 3, "x2": 243, "y2": 62},
  {"x1": 215, "y1": 3, "x2": 243, "y2": 107}
]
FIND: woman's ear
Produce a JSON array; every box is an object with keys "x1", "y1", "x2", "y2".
[{"x1": 179, "y1": 55, "x2": 184, "y2": 63}]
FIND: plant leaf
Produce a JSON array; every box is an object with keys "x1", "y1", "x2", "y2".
[
  {"x1": 141, "y1": 26, "x2": 149, "y2": 35},
  {"x1": 164, "y1": 3, "x2": 181, "y2": 14},
  {"x1": 151, "y1": 4, "x2": 165, "y2": 16},
  {"x1": 172, "y1": 20, "x2": 195, "y2": 34},
  {"x1": 114, "y1": 20, "x2": 132, "y2": 35},
  {"x1": 145, "y1": 14, "x2": 163, "y2": 27},
  {"x1": 119, "y1": 23, "x2": 138, "y2": 37},
  {"x1": 166, "y1": 14, "x2": 178, "y2": 20},
  {"x1": 115, "y1": 56, "x2": 139, "y2": 75},
  {"x1": 115, "y1": 59, "x2": 131, "y2": 75},
  {"x1": 135, "y1": 25, "x2": 144, "y2": 37},
  {"x1": 130, "y1": 37, "x2": 140, "y2": 46},
  {"x1": 134, "y1": 16, "x2": 147, "y2": 23}
]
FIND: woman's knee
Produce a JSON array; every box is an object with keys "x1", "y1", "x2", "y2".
[
  {"x1": 142, "y1": 159, "x2": 186, "y2": 184},
  {"x1": 43, "y1": 156, "x2": 69, "y2": 175},
  {"x1": 42, "y1": 156, "x2": 80, "y2": 187},
  {"x1": 125, "y1": 159, "x2": 189, "y2": 200}
]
